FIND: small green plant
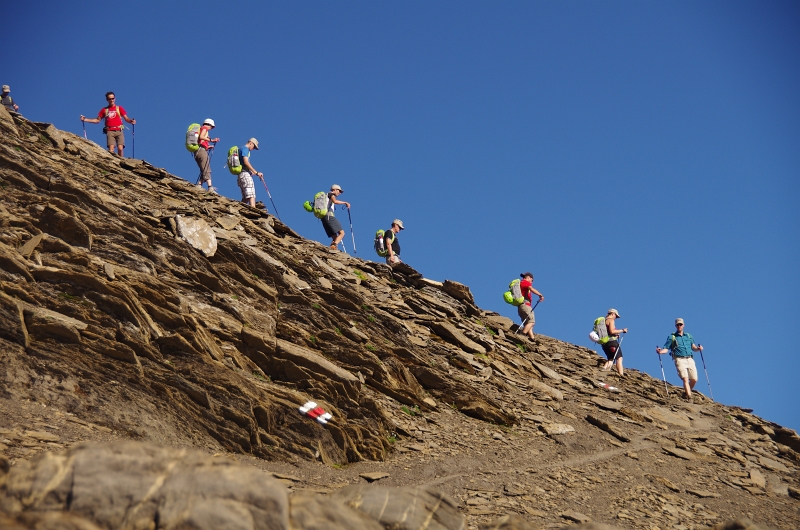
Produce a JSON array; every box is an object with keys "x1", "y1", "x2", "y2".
[
  {"x1": 59, "y1": 292, "x2": 80, "y2": 301},
  {"x1": 475, "y1": 353, "x2": 488, "y2": 360},
  {"x1": 231, "y1": 294, "x2": 239, "y2": 300},
  {"x1": 312, "y1": 303, "x2": 321, "y2": 309},
  {"x1": 516, "y1": 343, "x2": 527, "y2": 353},
  {"x1": 361, "y1": 304, "x2": 371, "y2": 311},
  {"x1": 485, "y1": 326, "x2": 497, "y2": 336},
  {"x1": 401, "y1": 405, "x2": 419, "y2": 417},
  {"x1": 253, "y1": 273, "x2": 259, "y2": 279},
  {"x1": 353, "y1": 269, "x2": 367, "y2": 280},
  {"x1": 449, "y1": 402, "x2": 458, "y2": 411},
  {"x1": 242, "y1": 322, "x2": 251, "y2": 328},
  {"x1": 368, "y1": 315, "x2": 376, "y2": 323},
  {"x1": 331, "y1": 463, "x2": 346, "y2": 469},
  {"x1": 387, "y1": 434, "x2": 398, "y2": 444},
  {"x1": 252, "y1": 371, "x2": 266, "y2": 381},
  {"x1": 309, "y1": 335, "x2": 317, "y2": 344},
  {"x1": 335, "y1": 327, "x2": 342, "y2": 335},
  {"x1": 365, "y1": 344, "x2": 376, "y2": 351}
]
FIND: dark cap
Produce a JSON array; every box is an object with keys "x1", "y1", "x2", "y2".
[{"x1": 520, "y1": 272, "x2": 533, "y2": 279}]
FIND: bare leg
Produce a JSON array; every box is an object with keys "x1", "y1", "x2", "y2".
[
  {"x1": 246, "y1": 197, "x2": 255, "y2": 207},
  {"x1": 682, "y1": 377, "x2": 697, "y2": 398},
  {"x1": 615, "y1": 357, "x2": 624, "y2": 376},
  {"x1": 334, "y1": 230, "x2": 345, "y2": 246},
  {"x1": 522, "y1": 321, "x2": 535, "y2": 340},
  {"x1": 117, "y1": 145, "x2": 124, "y2": 157}
]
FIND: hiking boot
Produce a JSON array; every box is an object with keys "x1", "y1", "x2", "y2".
[
  {"x1": 208, "y1": 187, "x2": 219, "y2": 195},
  {"x1": 329, "y1": 244, "x2": 338, "y2": 251}
]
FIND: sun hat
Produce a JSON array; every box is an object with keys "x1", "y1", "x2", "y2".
[
  {"x1": 331, "y1": 184, "x2": 343, "y2": 192},
  {"x1": 675, "y1": 318, "x2": 684, "y2": 325},
  {"x1": 248, "y1": 138, "x2": 259, "y2": 150},
  {"x1": 203, "y1": 118, "x2": 215, "y2": 127},
  {"x1": 608, "y1": 308, "x2": 621, "y2": 318},
  {"x1": 393, "y1": 219, "x2": 404, "y2": 230}
]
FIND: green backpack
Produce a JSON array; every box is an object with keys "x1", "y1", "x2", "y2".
[
  {"x1": 303, "y1": 192, "x2": 329, "y2": 219},
  {"x1": 374, "y1": 229, "x2": 394, "y2": 257},
  {"x1": 503, "y1": 279, "x2": 525, "y2": 306},
  {"x1": 591, "y1": 317, "x2": 610, "y2": 344},
  {"x1": 185, "y1": 123, "x2": 201, "y2": 153},
  {"x1": 226, "y1": 146, "x2": 243, "y2": 175}
]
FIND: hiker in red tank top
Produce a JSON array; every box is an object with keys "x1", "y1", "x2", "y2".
[{"x1": 80, "y1": 91, "x2": 136, "y2": 157}]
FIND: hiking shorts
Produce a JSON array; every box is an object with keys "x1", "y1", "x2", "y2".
[
  {"x1": 238, "y1": 171, "x2": 255, "y2": 200},
  {"x1": 106, "y1": 129, "x2": 124, "y2": 148},
  {"x1": 517, "y1": 303, "x2": 535, "y2": 324},
  {"x1": 674, "y1": 356, "x2": 698, "y2": 381},
  {"x1": 194, "y1": 148, "x2": 211, "y2": 183},
  {"x1": 321, "y1": 215, "x2": 343, "y2": 239},
  {"x1": 602, "y1": 340, "x2": 622, "y2": 361}
]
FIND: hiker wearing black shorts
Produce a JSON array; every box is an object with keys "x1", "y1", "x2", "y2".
[
  {"x1": 322, "y1": 184, "x2": 349, "y2": 250},
  {"x1": 602, "y1": 308, "x2": 627, "y2": 376}
]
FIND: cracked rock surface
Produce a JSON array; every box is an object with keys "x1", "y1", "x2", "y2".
[{"x1": 0, "y1": 110, "x2": 797, "y2": 529}]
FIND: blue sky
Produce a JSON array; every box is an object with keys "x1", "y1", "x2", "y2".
[{"x1": 4, "y1": 1, "x2": 798, "y2": 430}]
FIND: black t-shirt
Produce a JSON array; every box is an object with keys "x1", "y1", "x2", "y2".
[
  {"x1": 1, "y1": 94, "x2": 15, "y2": 111},
  {"x1": 384, "y1": 229, "x2": 400, "y2": 255}
]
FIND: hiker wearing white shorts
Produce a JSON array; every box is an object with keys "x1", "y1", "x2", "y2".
[
  {"x1": 656, "y1": 318, "x2": 703, "y2": 402},
  {"x1": 237, "y1": 138, "x2": 262, "y2": 207}
]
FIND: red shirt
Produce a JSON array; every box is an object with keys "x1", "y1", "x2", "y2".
[
  {"x1": 198, "y1": 125, "x2": 212, "y2": 149},
  {"x1": 520, "y1": 279, "x2": 535, "y2": 306},
  {"x1": 97, "y1": 105, "x2": 126, "y2": 129}
]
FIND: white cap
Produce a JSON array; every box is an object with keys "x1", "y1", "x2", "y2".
[
  {"x1": 393, "y1": 219, "x2": 404, "y2": 230},
  {"x1": 203, "y1": 118, "x2": 215, "y2": 127}
]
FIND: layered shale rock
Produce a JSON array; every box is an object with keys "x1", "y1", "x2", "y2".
[{"x1": 1, "y1": 109, "x2": 798, "y2": 529}]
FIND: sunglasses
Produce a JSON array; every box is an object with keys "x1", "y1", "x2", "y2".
[{"x1": 676, "y1": 323, "x2": 684, "y2": 326}]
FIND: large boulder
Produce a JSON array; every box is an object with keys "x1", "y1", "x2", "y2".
[
  {"x1": 331, "y1": 484, "x2": 465, "y2": 530},
  {"x1": 0, "y1": 441, "x2": 290, "y2": 530},
  {"x1": 442, "y1": 279, "x2": 475, "y2": 305},
  {"x1": 175, "y1": 215, "x2": 217, "y2": 257}
]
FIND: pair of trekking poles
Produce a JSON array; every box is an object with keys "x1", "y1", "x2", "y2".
[
  {"x1": 82, "y1": 121, "x2": 135, "y2": 158},
  {"x1": 655, "y1": 343, "x2": 714, "y2": 400}
]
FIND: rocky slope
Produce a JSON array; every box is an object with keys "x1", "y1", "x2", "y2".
[{"x1": 0, "y1": 108, "x2": 798, "y2": 529}]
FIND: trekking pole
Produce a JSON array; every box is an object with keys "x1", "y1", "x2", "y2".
[
  {"x1": 347, "y1": 207, "x2": 356, "y2": 254},
  {"x1": 697, "y1": 344, "x2": 714, "y2": 400},
  {"x1": 132, "y1": 123, "x2": 135, "y2": 159},
  {"x1": 610, "y1": 334, "x2": 624, "y2": 366},
  {"x1": 514, "y1": 300, "x2": 540, "y2": 335},
  {"x1": 656, "y1": 346, "x2": 670, "y2": 397},
  {"x1": 82, "y1": 119, "x2": 87, "y2": 139},
  {"x1": 259, "y1": 178, "x2": 282, "y2": 221}
]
